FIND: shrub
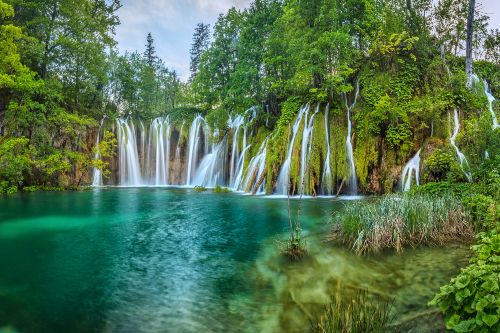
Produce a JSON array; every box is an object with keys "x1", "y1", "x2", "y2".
[
  {"x1": 462, "y1": 194, "x2": 497, "y2": 228},
  {"x1": 214, "y1": 185, "x2": 231, "y2": 193},
  {"x1": 330, "y1": 194, "x2": 474, "y2": 254},
  {"x1": 430, "y1": 231, "x2": 500, "y2": 332},
  {"x1": 193, "y1": 185, "x2": 207, "y2": 192},
  {"x1": 424, "y1": 148, "x2": 460, "y2": 181}
]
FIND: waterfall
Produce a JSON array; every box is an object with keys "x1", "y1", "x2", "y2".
[
  {"x1": 192, "y1": 139, "x2": 228, "y2": 187},
  {"x1": 450, "y1": 109, "x2": 472, "y2": 181},
  {"x1": 344, "y1": 81, "x2": 360, "y2": 194},
  {"x1": 483, "y1": 80, "x2": 499, "y2": 130},
  {"x1": 276, "y1": 105, "x2": 309, "y2": 195},
  {"x1": 241, "y1": 138, "x2": 268, "y2": 194},
  {"x1": 400, "y1": 149, "x2": 421, "y2": 191},
  {"x1": 92, "y1": 117, "x2": 106, "y2": 187},
  {"x1": 299, "y1": 104, "x2": 319, "y2": 195},
  {"x1": 116, "y1": 118, "x2": 142, "y2": 186},
  {"x1": 150, "y1": 117, "x2": 171, "y2": 185},
  {"x1": 321, "y1": 103, "x2": 333, "y2": 195},
  {"x1": 174, "y1": 122, "x2": 185, "y2": 184},
  {"x1": 186, "y1": 115, "x2": 205, "y2": 185},
  {"x1": 228, "y1": 114, "x2": 248, "y2": 189}
]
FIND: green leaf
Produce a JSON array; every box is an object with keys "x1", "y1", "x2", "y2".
[{"x1": 482, "y1": 313, "x2": 499, "y2": 327}]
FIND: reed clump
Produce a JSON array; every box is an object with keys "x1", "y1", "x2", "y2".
[
  {"x1": 312, "y1": 288, "x2": 392, "y2": 333},
  {"x1": 330, "y1": 194, "x2": 474, "y2": 254}
]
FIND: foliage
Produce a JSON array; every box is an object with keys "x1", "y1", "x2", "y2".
[
  {"x1": 430, "y1": 231, "x2": 500, "y2": 332},
  {"x1": 193, "y1": 185, "x2": 207, "y2": 192},
  {"x1": 213, "y1": 185, "x2": 231, "y2": 193},
  {"x1": 0, "y1": 137, "x2": 32, "y2": 193},
  {"x1": 330, "y1": 194, "x2": 474, "y2": 254},
  {"x1": 91, "y1": 131, "x2": 117, "y2": 181}
]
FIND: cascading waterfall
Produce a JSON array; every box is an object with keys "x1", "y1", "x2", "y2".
[
  {"x1": 149, "y1": 117, "x2": 171, "y2": 185},
  {"x1": 92, "y1": 117, "x2": 106, "y2": 187},
  {"x1": 344, "y1": 81, "x2": 360, "y2": 194},
  {"x1": 241, "y1": 138, "x2": 268, "y2": 194},
  {"x1": 116, "y1": 118, "x2": 142, "y2": 186},
  {"x1": 483, "y1": 80, "x2": 499, "y2": 130},
  {"x1": 275, "y1": 105, "x2": 309, "y2": 195},
  {"x1": 174, "y1": 122, "x2": 185, "y2": 184},
  {"x1": 228, "y1": 115, "x2": 249, "y2": 189},
  {"x1": 299, "y1": 104, "x2": 319, "y2": 195},
  {"x1": 192, "y1": 139, "x2": 228, "y2": 187},
  {"x1": 186, "y1": 115, "x2": 206, "y2": 185},
  {"x1": 321, "y1": 103, "x2": 333, "y2": 195},
  {"x1": 400, "y1": 149, "x2": 421, "y2": 191},
  {"x1": 450, "y1": 109, "x2": 472, "y2": 181}
]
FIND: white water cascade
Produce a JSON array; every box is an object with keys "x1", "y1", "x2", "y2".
[
  {"x1": 275, "y1": 105, "x2": 309, "y2": 195},
  {"x1": 192, "y1": 139, "x2": 228, "y2": 187},
  {"x1": 298, "y1": 104, "x2": 319, "y2": 195},
  {"x1": 116, "y1": 118, "x2": 142, "y2": 186},
  {"x1": 241, "y1": 138, "x2": 268, "y2": 194},
  {"x1": 344, "y1": 81, "x2": 360, "y2": 194},
  {"x1": 174, "y1": 122, "x2": 185, "y2": 183},
  {"x1": 483, "y1": 81, "x2": 499, "y2": 130},
  {"x1": 92, "y1": 117, "x2": 106, "y2": 187},
  {"x1": 186, "y1": 115, "x2": 206, "y2": 185},
  {"x1": 400, "y1": 149, "x2": 421, "y2": 191},
  {"x1": 149, "y1": 117, "x2": 171, "y2": 185},
  {"x1": 321, "y1": 103, "x2": 333, "y2": 195},
  {"x1": 228, "y1": 115, "x2": 250, "y2": 189},
  {"x1": 450, "y1": 109, "x2": 472, "y2": 181}
]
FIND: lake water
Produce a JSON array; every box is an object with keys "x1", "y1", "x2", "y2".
[{"x1": 0, "y1": 188, "x2": 469, "y2": 332}]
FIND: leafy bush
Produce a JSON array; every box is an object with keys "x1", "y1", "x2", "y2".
[
  {"x1": 424, "y1": 148, "x2": 460, "y2": 181},
  {"x1": 193, "y1": 185, "x2": 207, "y2": 192},
  {"x1": 430, "y1": 231, "x2": 500, "y2": 332},
  {"x1": 0, "y1": 137, "x2": 33, "y2": 192},
  {"x1": 462, "y1": 194, "x2": 497, "y2": 228},
  {"x1": 214, "y1": 185, "x2": 231, "y2": 193},
  {"x1": 330, "y1": 194, "x2": 474, "y2": 254}
]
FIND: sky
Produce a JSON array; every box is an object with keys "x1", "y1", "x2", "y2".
[{"x1": 115, "y1": 0, "x2": 499, "y2": 81}]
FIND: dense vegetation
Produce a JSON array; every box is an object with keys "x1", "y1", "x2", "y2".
[
  {"x1": 0, "y1": 0, "x2": 499, "y2": 331},
  {"x1": 0, "y1": 0, "x2": 499, "y2": 194}
]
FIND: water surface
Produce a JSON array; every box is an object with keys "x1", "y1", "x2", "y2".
[{"x1": 0, "y1": 189, "x2": 469, "y2": 332}]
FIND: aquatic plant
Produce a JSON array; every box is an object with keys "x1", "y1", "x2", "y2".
[
  {"x1": 193, "y1": 185, "x2": 207, "y2": 192},
  {"x1": 430, "y1": 231, "x2": 500, "y2": 332},
  {"x1": 312, "y1": 287, "x2": 393, "y2": 333},
  {"x1": 330, "y1": 194, "x2": 474, "y2": 254},
  {"x1": 214, "y1": 185, "x2": 231, "y2": 193}
]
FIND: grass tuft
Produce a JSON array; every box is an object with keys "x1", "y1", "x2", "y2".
[
  {"x1": 312, "y1": 287, "x2": 393, "y2": 333},
  {"x1": 330, "y1": 193, "x2": 474, "y2": 254}
]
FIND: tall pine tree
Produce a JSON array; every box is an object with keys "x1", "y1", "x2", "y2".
[
  {"x1": 144, "y1": 32, "x2": 157, "y2": 67},
  {"x1": 189, "y1": 23, "x2": 210, "y2": 80}
]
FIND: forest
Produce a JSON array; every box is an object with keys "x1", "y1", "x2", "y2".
[{"x1": 0, "y1": 0, "x2": 499, "y2": 332}]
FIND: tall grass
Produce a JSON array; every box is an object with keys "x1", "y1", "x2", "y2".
[
  {"x1": 330, "y1": 194, "x2": 474, "y2": 254},
  {"x1": 312, "y1": 287, "x2": 392, "y2": 333}
]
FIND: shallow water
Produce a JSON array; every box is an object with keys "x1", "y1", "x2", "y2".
[{"x1": 0, "y1": 188, "x2": 469, "y2": 333}]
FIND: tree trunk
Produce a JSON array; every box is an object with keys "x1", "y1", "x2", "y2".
[{"x1": 465, "y1": 0, "x2": 475, "y2": 87}]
